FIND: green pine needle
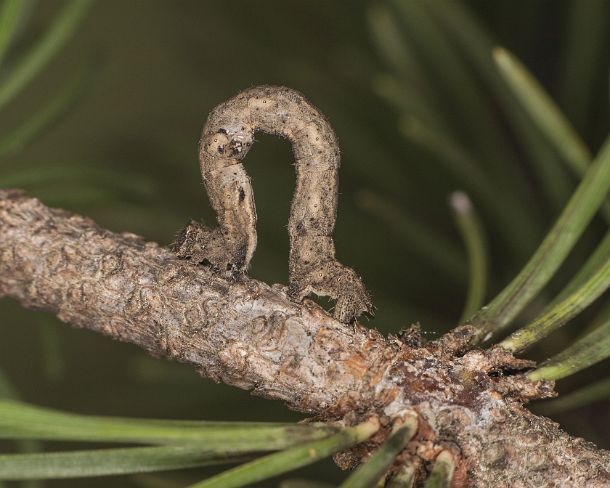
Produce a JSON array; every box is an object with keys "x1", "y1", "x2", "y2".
[
  {"x1": 0, "y1": 0, "x2": 33, "y2": 68},
  {"x1": 399, "y1": 115, "x2": 539, "y2": 257},
  {"x1": 0, "y1": 165, "x2": 157, "y2": 205},
  {"x1": 372, "y1": 74, "x2": 449, "y2": 136},
  {"x1": 536, "y1": 376, "x2": 610, "y2": 415},
  {"x1": 356, "y1": 190, "x2": 466, "y2": 282},
  {"x1": 390, "y1": 0, "x2": 526, "y2": 188},
  {"x1": 493, "y1": 47, "x2": 591, "y2": 175},
  {"x1": 549, "y1": 231, "x2": 610, "y2": 307},
  {"x1": 0, "y1": 399, "x2": 339, "y2": 448},
  {"x1": 0, "y1": 445, "x2": 247, "y2": 480},
  {"x1": 559, "y1": 0, "x2": 610, "y2": 131},
  {"x1": 528, "y1": 319, "x2": 610, "y2": 381},
  {"x1": 449, "y1": 192, "x2": 488, "y2": 322},
  {"x1": 187, "y1": 417, "x2": 380, "y2": 488},
  {"x1": 386, "y1": 464, "x2": 416, "y2": 487},
  {"x1": 278, "y1": 479, "x2": 335, "y2": 488},
  {"x1": 422, "y1": 0, "x2": 573, "y2": 212},
  {"x1": 501, "y1": 254, "x2": 610, "y2": 352},
  {"x1": 36, "y1": 317, "x2": 66, "y2": 383},
  {"x1": 0, "y1": 64, "x2": 91, "y2": 160},
  {"x1": 467, "y1": 136, "x2": 610, "y2": 343},
  {"x1": 0, "y1": 379, "x2": 42, "y2": 488},
  {"x1": 367, "y1": 4, "x2": 424, "y2": 85},
  {"x1": 492, "y1": 47, "x2": 610, "y2": 222},
  {"x1": 339, "y1": 416, "x2": 417, "y2": 488},
  {"x1": 0, "y1": 0, "x2": 93, "y2": 112},
  {"x1": 0, "y1": 371, "x2": 18, "y2": 400},
  {"x1": 422, "y1": 451, "x2": 454, "y2": 488}
]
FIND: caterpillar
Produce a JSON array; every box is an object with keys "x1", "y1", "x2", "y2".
[{"x1": 173, "y1": 85, "x2": 373, "y2": 323}]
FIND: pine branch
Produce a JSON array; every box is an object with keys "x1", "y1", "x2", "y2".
[{"x1": 0, "y1": 189, "x2": 609, "y2": 487}]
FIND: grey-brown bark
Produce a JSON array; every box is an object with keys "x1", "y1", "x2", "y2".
[{"x1": 0, "y1": 189, "x2": 609, "y2": 487}]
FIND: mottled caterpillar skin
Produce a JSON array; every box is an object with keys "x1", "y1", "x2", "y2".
[{"x1": 173, "y1": 85, "x2": 373, "y2": 323}]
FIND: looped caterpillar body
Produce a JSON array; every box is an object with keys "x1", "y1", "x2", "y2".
[{"x1": 173, "y1": 85, "x2": 373, "y2": 323}]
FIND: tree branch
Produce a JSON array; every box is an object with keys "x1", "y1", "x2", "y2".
[{"x1": 1, "y1": 189, "x2": 609, "y2": 486}]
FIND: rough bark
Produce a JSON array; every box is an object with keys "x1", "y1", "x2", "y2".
[{"x1": 0, "y1": 189, "x2": 608, "y2": 487}]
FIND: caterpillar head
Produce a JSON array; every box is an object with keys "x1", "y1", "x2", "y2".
[{"x1": 202, "y1": 125, "x2": 254, "y2": 161}]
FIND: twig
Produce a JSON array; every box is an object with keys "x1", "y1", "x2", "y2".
[{"x1": 0, "y1": 190, "x2": 609, "y2": 487}]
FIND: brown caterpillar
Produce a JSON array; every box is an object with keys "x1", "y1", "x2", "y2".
[{"x1": 173, "y1": 85, "x2": 373, "y2": 323}]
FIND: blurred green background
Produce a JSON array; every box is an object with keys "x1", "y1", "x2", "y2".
[{"x1": 0, "y1": 0, "x2": 609, "y2": 485}]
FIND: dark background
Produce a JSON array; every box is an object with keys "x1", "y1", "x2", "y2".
[{"x1": 0, "y1": 1, "x2": 609, "y2": 486}]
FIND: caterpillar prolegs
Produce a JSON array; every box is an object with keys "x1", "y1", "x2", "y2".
[{"x1": 173, "y1": 86, "x2": 373, "y2": 323}]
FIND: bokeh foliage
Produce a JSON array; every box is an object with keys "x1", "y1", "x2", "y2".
[{"x1": 0, "y1": 0, "x2": 609, "y2": 486}]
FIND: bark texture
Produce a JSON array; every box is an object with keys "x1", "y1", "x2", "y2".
[{"x1": 0, "y1": 189, "x2": 609, "y2": 487}]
